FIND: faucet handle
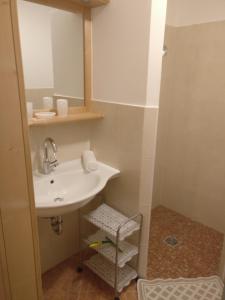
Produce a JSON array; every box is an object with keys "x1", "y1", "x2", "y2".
[{"x1": 50, "y1": 159, "x2": 59, "y2": 168}]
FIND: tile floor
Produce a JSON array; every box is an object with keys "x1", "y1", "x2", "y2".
[
  {"x1": 148, "y1": 206, "x2": 224, "y2": 280},
  {"x1": 42, "y1": 205, "x2": 224, "y2": 300},
  {"x1": 42, "y1": 254, "x2": 137, "y2": 300}
]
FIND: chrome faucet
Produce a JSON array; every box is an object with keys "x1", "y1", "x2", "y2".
[{"x1": 42, "y1": 137, "x2": 58, "y2": 174}]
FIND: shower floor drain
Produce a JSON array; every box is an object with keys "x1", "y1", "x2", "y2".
[{"x1": 164, "y1": 236, "x2": 179, "y2": 247}]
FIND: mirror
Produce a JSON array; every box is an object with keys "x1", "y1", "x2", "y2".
[{"x1": 17, "y1": 0, "x2": 84, "y2": 109}]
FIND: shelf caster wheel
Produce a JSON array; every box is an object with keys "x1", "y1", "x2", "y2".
[{"x1": 76, "y1": 266, "x2": 83, "y2": 273}]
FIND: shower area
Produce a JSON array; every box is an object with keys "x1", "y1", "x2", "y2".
[{"x1": 148, "y1": 0, "x2": 225, "y2": 280}]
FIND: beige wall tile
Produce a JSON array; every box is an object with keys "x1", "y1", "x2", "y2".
[
  {"x1": 139, "y1": 158, "x2": 155, "y2": 207},
  {"x1": 30, "y1": 100, "x2": 159, "y2": 276},
  {"x1": 141, "y1": 108, "x2": 159, "y2": 160},
  {"x1": 91, "y1": 101, "x2": 158, "y2": 276},
  {"x1": 91, "y1": 101, "x2": 144, "y2": 216},
  {"x1": 139, "y1": 203, "x2": 152, "y2": 277},
  {"x1": 154, "y1": 22, "x2": 225, "y2": 233},
  {"x1": 138, "y1": 242, "x2": 149, "y2": 278},
  {"x1": 30, "y1": 122, "x2": 91, "y2": 272},
  {"x1": 138, "y1": 108, "x2": 159, "y2": 275},
  {"x1": 30, "y1": 122, "x2": 90, "y2": 171},
  {"x1": 38, "y1": 212, "x2": 79, "y2": 273}
]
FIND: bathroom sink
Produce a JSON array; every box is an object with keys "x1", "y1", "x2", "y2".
[{"x1": 33, "y1": 159, "x2": 120, "y2": 217}]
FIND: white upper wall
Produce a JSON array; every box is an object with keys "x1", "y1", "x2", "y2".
[
  {"x1": 167, "y1": 0, "x2": 225, "y2": 27},
  {"x1": 92, "y1": 0, "x2": 167, "y2": 107},
  {"x1": 17, "y1": 0, "x2": 54, "y2": 89},
  {"x1": 92, "y1": 0, "x2": 151, "y2": 106},
  {"x1": 146, "y1": 0, "x2": 167, "y2": 106}
]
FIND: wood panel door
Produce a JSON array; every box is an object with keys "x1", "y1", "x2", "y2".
[{"x1": 0, "y1": 0, "x2": 42, "y2": 299}]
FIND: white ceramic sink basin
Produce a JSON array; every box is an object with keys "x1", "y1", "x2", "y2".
[{"x1": 33, "y1": 159, "x2": 120, "y2": 217}]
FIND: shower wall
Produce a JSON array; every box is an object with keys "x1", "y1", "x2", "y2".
[{"x1": 153, "y1": 19, "x2": 225, "y2": 233}]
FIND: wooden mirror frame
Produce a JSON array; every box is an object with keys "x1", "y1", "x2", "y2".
[{"x1": 10, "y1": 0, "x2": 109, "y2": 127}]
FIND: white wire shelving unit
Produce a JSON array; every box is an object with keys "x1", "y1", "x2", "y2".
[{"x1": 78, "y1": 203, "x2": 143, "y2": 300}]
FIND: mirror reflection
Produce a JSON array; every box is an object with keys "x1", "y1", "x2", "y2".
[{"x1": 17, "y1": 0, "x2": 84, "y2": 109}]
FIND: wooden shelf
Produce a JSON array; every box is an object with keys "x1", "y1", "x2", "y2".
[
  {"x1": 28, "y1": 111, "x2": 104, "y2": 127},
  {"x1": 72, "y1": 0, "x2": 110, "y2": 8},
  {"x1": 27, "y1": 0, "x2": 110, "y2": 11}
]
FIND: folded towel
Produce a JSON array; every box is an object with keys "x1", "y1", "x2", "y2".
[{"x1": 82, "y1": 150, "x2": 98, "y2": 172}]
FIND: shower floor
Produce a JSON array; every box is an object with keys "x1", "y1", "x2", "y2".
[
  {"x1": 148, "y1": 206, "x2": 224, "y2": 279},
  {"x1": 42, "y1": 205, "x2": 224, "y2": 300}
]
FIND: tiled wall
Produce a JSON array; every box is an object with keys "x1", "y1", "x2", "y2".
[
  {"x1": 166, "y1": 0, "x2": 225, "y2": 27},
  {"x1": 91, "y1": 100, "x2": 158, "y2": 276},
  {"x1": 30, "y1": 123, "x2": 91, "y2": 272},
  {"x1": 29, "y1": 123, "x2": 90, "y2": 171},
  {"x1": 30, "y1": 101, "x2": 159, "y2": 275},
  {"x1": 153, "y1": 21, "x2": 225, "y2": 233},
  {"x1": 91, "y1": 101, "x2": 145, "y2": 216},
  {"x1": 138, "y1": 108, "x2": 159, "y2": 274}
]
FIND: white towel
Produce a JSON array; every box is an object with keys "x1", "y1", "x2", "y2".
[{"x1": 82, "y1": 150, "x2": 98, "y2": 172}]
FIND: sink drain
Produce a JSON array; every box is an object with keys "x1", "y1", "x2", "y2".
[
  {"x1": 54, "y1": 197, "x2": 64, "y2": 202},
  {"x1": 51, "y1": 216, "x2": 63, "y2": 235}
]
